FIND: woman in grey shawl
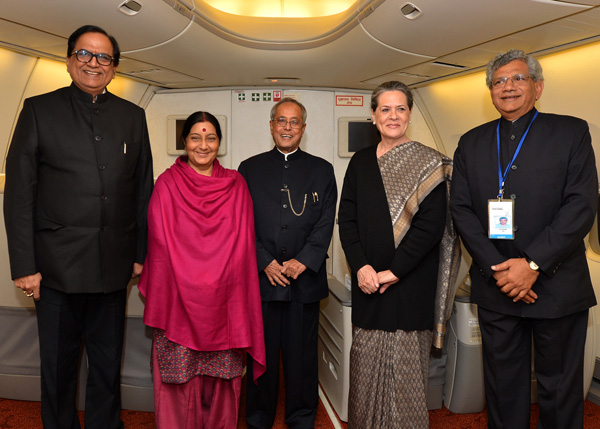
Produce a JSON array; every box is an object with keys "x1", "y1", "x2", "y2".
[{"x1": 338, "y1": 81, "x2": 460, "y2": 428}]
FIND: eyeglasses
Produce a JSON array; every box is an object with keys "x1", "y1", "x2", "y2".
[
  {"x1": 491, "y1": 74, "x2": 531, "y2": 88},
  {"x1": 273, "y1": 117, "x2": 303, "y2": 129},
  {"x1": 71, "y1": 49, "x2": 114, "y2": 66}
]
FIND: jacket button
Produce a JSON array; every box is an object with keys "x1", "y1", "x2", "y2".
[
  {"x1": 95, "y1": 135, "x2": 102, "y2": 142},
  {"x1": 511, "y1": 165, "x2": 518, "y2": 170}
]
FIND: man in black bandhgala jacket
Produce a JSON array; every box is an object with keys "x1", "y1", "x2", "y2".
[
  {"x1": 239, "y1": 98, "x2": 337, "y2": 429},
  {"x1": 4, "y1": 25, "x2": 153, "y2": 429},
  {"x1": 451, "y1": 49, "x2": 597, "y2": 429}
]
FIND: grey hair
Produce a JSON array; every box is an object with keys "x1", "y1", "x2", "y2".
[
  {"x1": 485, "y1": 49, "x2": 544, "y2": 89},
  {"x1": 370, "y1": 81, "x2": 413, "y2": 111},
  {"x1": 270, "y1": 97, "x2": 307, "y2": 123}
]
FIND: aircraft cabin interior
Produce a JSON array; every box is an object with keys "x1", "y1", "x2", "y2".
[{"x1": 3, "y1": 0, "x2": 600, "y2": 426}]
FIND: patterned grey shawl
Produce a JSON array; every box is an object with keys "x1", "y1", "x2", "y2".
[{"x1": 377, "y1": 141, "x2": 461, "y2": 349}]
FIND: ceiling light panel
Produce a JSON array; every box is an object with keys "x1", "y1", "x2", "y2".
[{"x1": 202, "y1": 0, "x2": 358, "y2": 17}]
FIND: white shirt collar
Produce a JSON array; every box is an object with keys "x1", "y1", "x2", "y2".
[{"x1": 277, "y1": 147, "x2": 298, "y2": 161}]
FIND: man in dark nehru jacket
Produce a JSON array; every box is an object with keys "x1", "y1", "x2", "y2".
[
  {"x1": 239, "y1": 97, "x2": 337, "y2": 428},
  {"x1": 451, "y1": 49, "x2": 597, "y2": 429},
  {"x1": 4, "y1": 24, "x2": 153, "y2": 428}
]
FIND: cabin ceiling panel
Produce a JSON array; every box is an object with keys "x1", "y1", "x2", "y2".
[
  {"x1": 500, "y1": 25, "x2": 597, "y2": 52},
  {"x1": 492, "y1": 8, "x2": 600, "y2": 52},
  {"x1": 377, "y1": 5, "x2": 600, "y2": 88},
  {"x1": 558, "y1": 0, "x2": 600, "y2": 5},
  {"x1": 359, "y1": 0, "x2": 590, "y2": 57},
  {"x1": 427, "y1": 48, "x2": 500, "y2": 71},
  {"x1": 2, "y1": 0, "x2": 600, "y2": 90},
  {"x1": 432, "y1": 8, "x2": 600, "y2": 68},
  {"x1": 0, "y1": 0, "x2": 192, "y2": 52},
  {"x1": 117, "y1": 58, "x2": 205, "y2": 87},
  {"x1": 125, "y1": 23, "x2": 427, "y2": 89},
  {"x1": 0, "y1": 19, "x2": 65, "y2": 58},
  {"x1": 361, "y1": 73, "x2": 427, "y2": 87},
  {"x1": 562, "y1": 4, "x2": 600, "y2": 26}
]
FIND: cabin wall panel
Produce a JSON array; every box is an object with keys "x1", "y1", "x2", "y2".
[
  {"x1": 230, "y1": 89, "x2": 335, "y2": 168},
  {"x1": 0, "y1": 50, "x2": 37, "y2": 172},
  {"x1": 144, "y1": 90, "x2": 234, "y2": 176},
  {"x1": 0, "y1": 194, "x2": 33, "y2": 308},
  {"x1": 330, "y1": 94, "x2": 371, "y2": 285}
]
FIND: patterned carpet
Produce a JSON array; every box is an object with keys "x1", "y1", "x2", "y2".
[
  {"x1": 3, "y1": 397, "x2": 600, "y2": 428},
  {"x1": 3, "y1": 381, "x2": 600, "y2": 428},
  {"x1": 0, "y1": 368, "x2": 335, "y2": 429},
  {"x1": 0, "y1": 395, "x2": 332, "y2": 428}
]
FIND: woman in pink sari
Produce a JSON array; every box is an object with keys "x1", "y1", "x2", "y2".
[{"x1": 138, "y1": 111, "x2": 266, "y2": 428}]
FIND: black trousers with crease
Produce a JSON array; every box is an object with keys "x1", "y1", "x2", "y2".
[
  {"x1": 35, "y1": 286, "x2": 127, "y2": 429},
  {"x1": 478, "y1": 307, "x2": 588, "y2": 429},
  {"x1": 246, "y1": 300, "x2": 320, "y2": 429}
]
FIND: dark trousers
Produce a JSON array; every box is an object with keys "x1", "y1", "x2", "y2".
[
  {"x1": 35, "y1": 286, "x2": 127, "y2": 429},
  {"x1": 246, "y1": 300, "x2": 320, "y2": 429},
  {"x1": 478, "y1": 307, "x2": 588, "y2": 429}
]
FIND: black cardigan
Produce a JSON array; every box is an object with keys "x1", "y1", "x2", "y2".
[{"x1": 338, "y1": 144, "x2": 446, "y2": 331}]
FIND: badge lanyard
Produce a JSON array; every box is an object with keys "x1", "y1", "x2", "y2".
[
  {"x1": 489, "y1": 110, "x2": 538, "y2": 240},
  {"x1": 496, "y1": 110, "x2": 538, "y2": 198}
]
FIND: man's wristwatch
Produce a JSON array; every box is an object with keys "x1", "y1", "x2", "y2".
[{"x1": 525, "y1": 257, "x2": 539, "y2": 271}]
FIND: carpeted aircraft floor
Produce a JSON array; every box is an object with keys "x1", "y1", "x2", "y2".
[
  {"x1": 3, "y1": 367, "x2": 600, "y2": 428},
  {"x1": 3, "y1": 396, "x2": 600, "y2": 428}
]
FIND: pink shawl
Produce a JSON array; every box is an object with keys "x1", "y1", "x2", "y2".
[{"x1": 138, "y1": 157, "x2": 266, "y2": 381}]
